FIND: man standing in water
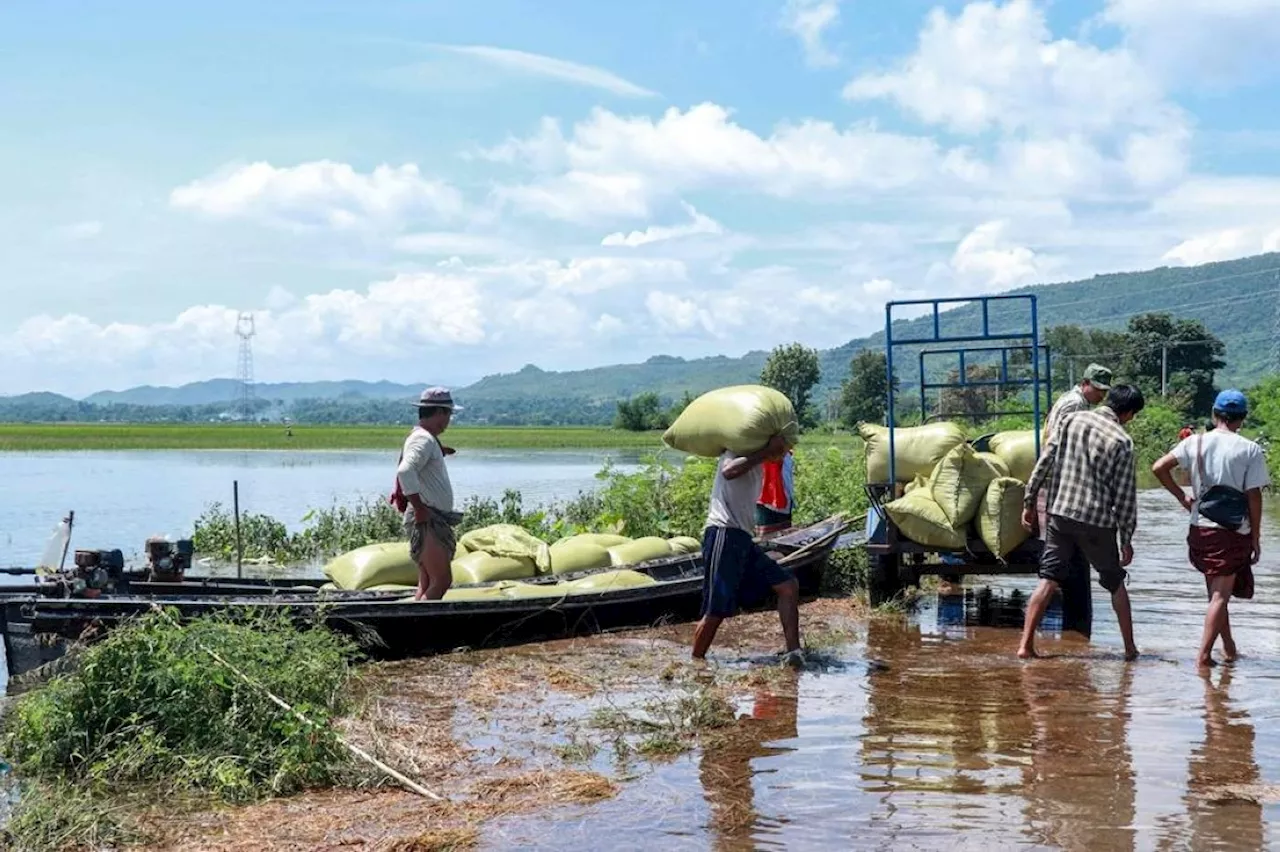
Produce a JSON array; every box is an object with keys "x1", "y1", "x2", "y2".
[
  {"x1": 393, "y1": 388, "x2": 463, "y2": 601},
  {"x1": 1019, "y1": 385, "x2": 1145, "y2": 660},
  {"x1": 692, "y1": 434, "x2": 803, "y2": 664},
  {"x1": 1152, "y1": 390, "x2": 1269, "y2": 669}
]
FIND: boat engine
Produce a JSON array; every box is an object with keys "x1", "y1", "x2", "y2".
[
  {"x1": 146, "y1": 537, "x2": 193, "y2": 581},
  {"x1": 70, "y1": 548, "x2": 126, "y2": 597}
]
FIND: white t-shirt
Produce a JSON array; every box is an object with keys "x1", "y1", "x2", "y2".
[
  {"x1": 1172, "y1": 429, "x2": 1270, "y2": 535},
  {"x1": 397, "y1": 427, "x2": 455, "y2": 517},
  {"x1": 706, "y1": 450, "x2": 762, "y2": 532}
]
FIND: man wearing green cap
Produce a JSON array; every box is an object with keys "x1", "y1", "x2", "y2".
[{"x1": 1041, "y1": 363, "x2": 1112, "y2": 449}]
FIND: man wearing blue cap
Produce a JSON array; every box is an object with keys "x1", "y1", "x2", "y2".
[{"x1": 1152, "y1": 389, "x2": 1269, "y2": 669}]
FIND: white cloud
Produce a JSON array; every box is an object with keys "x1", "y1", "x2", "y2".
[
  {"x1": 781, "y1": 0, "x2": 842, "y2": 67},
  {"x1": 844, "y1": 0, "x2": 1188, "y2": 190},
  {"x1": 488, "y1": 103, "x2": 981, "y2": 222},
  {"x1": 1103, "y1": 0, "x2": 1280, "y2": 86},
  {"x1": 941, "y1": 220, "x2": 1048, "y2": 290},
  {"x1": 593, "y1": 313, "x2": 625, "y2": 336},
  {"x1": 1163, "y1": 227, "x2": 1280, "y2": 266},
  {"x1": 55, "y1": 221, "x2": 103, "y2": 240},
  {"x1": 428, "y1": 44, "x2": 656, "y2": 98},
  {"x1": 393, "y1": 232, "x2": 515, "y2": 256},
  {"x1": 601, "y1": 203, "x2": 723, "y2": 247},
  {"x1": 645, "y1": 291, "x2": 713, "y2": 334},
  {"x1": 170, "y1": 161, "x2": 463, "y2": 230}
]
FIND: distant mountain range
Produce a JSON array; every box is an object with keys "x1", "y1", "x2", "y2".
[{"x1": 10, "y1": 252, "x2": 1280, "y2": 413}]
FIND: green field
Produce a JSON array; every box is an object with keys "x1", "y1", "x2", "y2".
[{"x1": 0, "y1": 423, "x2": 862, "y2": 452}]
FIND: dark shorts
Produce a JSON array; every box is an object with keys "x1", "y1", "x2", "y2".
[
  {"x1": 1039, "y1": 515, "x2": 1126, "y2": 594},
  {"x1": 701, "y1": 526, "x2": 794, "y2": 618},
  {"x1": 754, "y1": 504, "x2": 792, "y2": 533},
  {"x1": 407, "y1": 511, "x2": 459, "y2": 561}
]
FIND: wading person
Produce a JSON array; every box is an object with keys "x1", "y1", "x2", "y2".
[
  {"x1": 1151, "y1": 390, "x2": 1268, "y2": 669},
  {"x1": 755, "y1": 449, "x2": 796, "y2": 535},
  {"x1": 391, "y1": 388, "x2": 463, "y2": 601},
  {"x1": 1019, "y1": 384, "x2": 1145, "y2": 661},
  {"x1": 692, "y1": 434, "x2": 803, "y2": 664}
]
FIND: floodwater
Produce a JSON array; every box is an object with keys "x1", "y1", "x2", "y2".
[
  {"x1": 0, "y1": 448, "x2": 640, "y2": 570},
  {"x1": 482, "y1": 491, "x2": 1280, "y2": 851}
]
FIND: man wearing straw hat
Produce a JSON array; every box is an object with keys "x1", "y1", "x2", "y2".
[{"x1": 391, "y1": 388, "x2": 464, "y2": 600}]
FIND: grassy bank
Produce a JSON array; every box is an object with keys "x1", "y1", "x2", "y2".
[{"x1": 0, "y1": 422, "x2": 864, "y2": 453}]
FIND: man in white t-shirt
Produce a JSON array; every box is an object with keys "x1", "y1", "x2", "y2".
[
  {"x1": 692, "y1": 434, "x2": 802, "y2": 663},
  {"x1": 392, "y1": 388, "x2": 464, "y2": 600},
  {"x1": 1152, "y1": 389, "x2": 1270, "y2": 669}
]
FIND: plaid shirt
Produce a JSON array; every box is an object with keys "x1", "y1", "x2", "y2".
[
  {"x1": 1024, "y1": 406, "x2": 1139, "y2": 546},
  {"x1": 1041, "y1": 386, "x2": 1090, "y2": 446}
]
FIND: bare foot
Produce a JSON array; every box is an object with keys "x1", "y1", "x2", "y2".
[
  {"x1": 1124, "y1": 647, "x2": 1140, "y2": 662},
  {"x1": 1197, "y1": 656, "x2": 1217, "y2": 669},
  {"x1": 1223, "y1": 643, "x2": 1239, "y2": 662},
  {"x1": 1017, "y1": 646, "x2": 1039, "y2": 660}
]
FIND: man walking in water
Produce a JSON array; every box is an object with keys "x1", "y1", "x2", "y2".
[
  {"x1": 1152, "y1": 390, "x2": 1269, "y2": 669},
  {"x1": 692, "y1": 434, "x2": 803, "y2": 664},
  {"x1": 392, "y1": 388, "x2": 463, "y2": 601},
  {"x1": 1019, "y1": 384, "x2": 1145, "y2": 660}
]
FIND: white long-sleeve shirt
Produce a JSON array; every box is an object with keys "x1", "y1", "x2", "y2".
[{"x1": 396, "y1": 427, "x2": 454, "y2": 516}]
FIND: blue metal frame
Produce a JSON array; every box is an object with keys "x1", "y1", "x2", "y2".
[
  {"x1": 884, "y1": 295, "x2": 1044, "y2": 484},
  {"x1": 917, "y1": 343, "x2": 1052, "y2": 423}
]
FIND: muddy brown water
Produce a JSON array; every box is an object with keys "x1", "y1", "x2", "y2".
[{"x1": 479, "y1": 492, "x2": 1280, "y2": 851}]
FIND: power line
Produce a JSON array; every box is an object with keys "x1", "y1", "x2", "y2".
[{"x1": 1036, "y1": 263, "x2": 1280, "y2": 315}]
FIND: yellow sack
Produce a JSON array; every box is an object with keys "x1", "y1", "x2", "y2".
[
  {"x1": 318, "y1": 582, "x2": 338, "y2": 592},
  {"x1": 322, "y1": 541, "x2": 416, "y2": 590},
  {"x1": 667, "y1": 535, "x2": 702, "y2": 554},
  {"x1": 366, "y1": 583, "x2": 416, "y2": 594},
  {"x1": 884, "y1": 490, "x2": 966, "y2": 550},
  {"x1": 662, "y1": 385, "x2": 799, "y2": 458},
  {"x1": 458, "y1": 524, "x2": 551, "y2": 573},
  {"x1": 976, "y1": 477, "x2": 1030, "y2": 558},
  {"x1": 607, "y1": 537, "x2": 674, "y2": 566},
  {"x1": 567, "y1": 569, "x2": 657, "y2": 593},
  {"x1": 929, "y1": 444, "x2": 1009, "y2": 526},
  {"x1": 987, "y1": 430, "x2": 1037, "y2": 483},
  {"x1": 903, "y1": 474, "x2": 929, "y2": 495},
  {"x1": 451, "y1": 551, "x2": 537, "y2": 584},
  {"x1": 548, "y1": 538, "x2": 614, "y2": 575},
  {"x1": 860, "y1": 422, "x2": 967, "y2": 483},
  {"x1": 495, "y1": 580, "x2": 571, "y2": 599},
  {"x1": 566, "y1": 533, "x2": 632, "y2": 548}
]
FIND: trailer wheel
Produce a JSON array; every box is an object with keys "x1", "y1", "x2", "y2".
[{"x1": 869, "y1": 553, "x2": 905, "y2": 606}]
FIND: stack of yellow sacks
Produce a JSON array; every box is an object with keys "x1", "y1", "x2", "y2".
[
  {"x1": 321, "y1": 524, "x2": 704, "y2": 599},
  {"x1": 861, "y1": 424, "x2": 1038, "y2": 558}
]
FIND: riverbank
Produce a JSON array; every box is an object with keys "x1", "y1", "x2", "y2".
[{"x1": 0, "y1": 423, "x2": 863, "y2": 453}]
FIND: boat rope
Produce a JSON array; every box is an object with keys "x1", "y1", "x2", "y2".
[{"x1": 147, "y1": 602, "x2": 443, "y2": 802}]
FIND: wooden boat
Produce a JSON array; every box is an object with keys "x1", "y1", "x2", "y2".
[{"x1": 0, "y1": 516, "x2": 847, "y2": 684}]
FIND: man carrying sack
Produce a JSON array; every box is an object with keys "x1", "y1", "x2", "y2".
[
  {"x1": 1152, "y1": 389, "x2": 1269, "y2": 669},
  {"x1": 391, "y1": 388, "x2": 464, "y2": 601}
]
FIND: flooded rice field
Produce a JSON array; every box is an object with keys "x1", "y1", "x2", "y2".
[{"x1": 144, "y1": 495, "x2": 1280, "y2": 851}]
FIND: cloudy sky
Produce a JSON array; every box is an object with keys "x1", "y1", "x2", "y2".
[{"x1": 4, "y1": 0, "x2": 1280, "y2": 397}]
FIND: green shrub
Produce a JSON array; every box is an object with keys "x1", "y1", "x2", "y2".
[{"x1": 1, "y1": 611, "x2": 359, "y2": 804}]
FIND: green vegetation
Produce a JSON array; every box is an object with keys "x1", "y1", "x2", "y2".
[
  {"x1": 1, "y1": 611, "x2": 359, "y2": 850},
  {"x1": 189, "y1": 441, "x2": 868, "y2": 566},
  {"x1": 0, "y1": 423, "x2": 679, "y2": 452},
  {"x1": 760, "y1": 342, "x2": 823, "y2": 426},
  {"x1": 613, "y1": 390, "x2": 694, "y2": 431},
  {"x1": 839, "y1": 350, "x2": 894, "y2": 427}
]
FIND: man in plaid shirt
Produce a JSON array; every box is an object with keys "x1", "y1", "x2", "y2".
[{"x1": 1018, "y1": 384, "x2": 1146, "y2": 660}]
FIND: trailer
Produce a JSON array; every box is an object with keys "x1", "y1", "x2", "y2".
[{"x1": 862, "y1": 295, "x2": 1092, "y2": 634}]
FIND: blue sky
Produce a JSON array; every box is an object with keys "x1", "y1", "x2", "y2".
[{"x1": 4, "y1": 0, "x2": 1280, "y2": 396}]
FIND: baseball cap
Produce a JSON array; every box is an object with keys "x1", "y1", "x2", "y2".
[
  {"x1": 1083, "y1": 363, "x2": 1112, "y2": 391},
  {"x1": 412, "y1": 387, "x2": 464, "y2": 411},
  {"x1": 1213, "y1": 389, "x2": 1248, "y2": 416}
]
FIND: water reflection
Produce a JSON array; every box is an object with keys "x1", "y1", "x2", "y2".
[
  {"x1": 1019, "y1": 660, "x2": 1135, "y2": 850},
  {"x1": 698, "y1": 674, "x2": 799, "y2": 850}
]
